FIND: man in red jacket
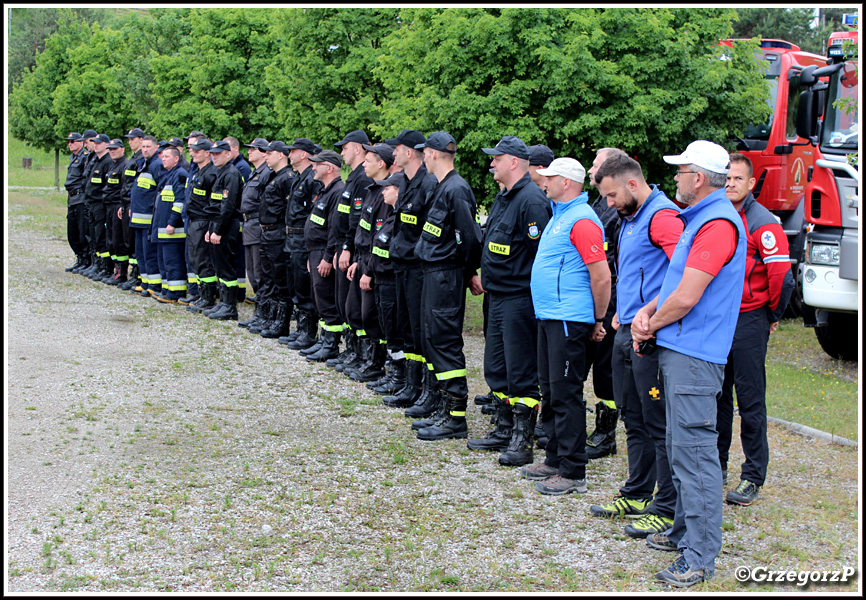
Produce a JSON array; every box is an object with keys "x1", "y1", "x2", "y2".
[{"x1": 717, "y1": 153, "x2": 794, "y2": 506}]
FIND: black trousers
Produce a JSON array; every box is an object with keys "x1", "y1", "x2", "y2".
[
  {"x1": 86, "y1": 201, "x2": 108, "y2": 257},
  {"x1": 583, "y1": 298, "x2": 616, "y2": 401},
  {"x1": 717, "y1": 308, "x2": 771, "y2": 486},
  {"x1": 258, "y1": 238, "x2": 290, "y2": 303},
  {"x1": 187, "y1": 220, "x2": 216, "y2": 284},
  {"x1": 537, "y1": 319, "x2": 592, "y2": 480},
  {"x1": 309, "y1": 249, "x2": 340, "y2": 327},
  {"x1": 105, "y1": 202, "x2": 130, "y2": 261},
  {"x1": 375, "y1": 278, "x2": 400, "y2": 351},
  {"x1": 483, "y1": 292, "x2": 540, "y2": 403},
  {"x1": 395, "y1": 267, "x2": 425, "y2": 361},
  {"x1": 208, "y1": 220, "x2": 241, "y2": 287},
  {"x1": 612, "y1": 324, "x2": 676, "y2": 518},
  {"x1": 420, "y1": 267, "x2": 467, "y2": 397},
  {"x1": 67, "y1": 202, "x2": 89, "y2": 256}
]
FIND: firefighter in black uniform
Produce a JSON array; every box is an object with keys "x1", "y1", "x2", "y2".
[
  {"x1": 64, "y1": 132, "x2": 91, "y2": 273},
  {"x1": 236, "y1": 138, "x2": 271, "y2": 328},
  {"x1": 302, "y1": 150, "x2": 347, "y2": 361},
  {"x1": 102, "y1": 139, "x2": 132, "y2": 285},
  {"x1": 284, "y1": 138, "x2": 324, "y2": 350},
  {"x1": 467, "y1": 136, "x2": 551, "y2": 466},
  {"x1": 83, "y1": 134, "x2": 116, "y2": 281},
  {"x1": 202, "y1": 140, "x2": 244, "y2": 320},
  {"x1": 251, "y1": 141, "x2": 295, "y2": 337},
  {"x1": 185, "y1": 139, "x2": 220, "y2": 313},
  {"x1": 118, "y1": 132, "x2": 143, "y2": 290},
  {"x1": 330, "y1": 130, "x2": 374, "y2": 369},
  {"x1": 412, "y1": 131, "x2": 483, "y2": 441}
]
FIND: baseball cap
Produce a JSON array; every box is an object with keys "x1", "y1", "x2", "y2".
[
  {"x1": 107, "y1": 138, "x2": 125, "y2": 149},
  {"x1": 415, "y1": 131, "x2": 456, "y2": 154},
  {"x1": 266, "y1": 140, "x2": 291, "y2": 154},
  {"x1": 184, "y1": 130, "x2": 207, "y2": 141},
  {"x1": 482, "y1": 136, "x2": 529, "y2": 160},
  {"x1": 124, "y1": 128, "x2": 145, "y2": 139},
  {"x1": 189, "y1": 139, "x2": 212, "y2": 151},
  {"x1": 93, "y1": 133, "x2": 111, "y2": 144},
  {"x1": 663, "y1": 140, "x2": 730, "y2": 174},
  {"x1": 82, "y1": 129, "x2": 98, "y2": 140},
  {"x1": 536, "y1": 157, "x2": 586, "y2": 185},
  {"x1": 245, "y1": 137, "x2": 270, "y2": 151},
  {"x1": 362, "y1": 143, "x2": 395, "y2": 167},
  {"x1": 528, "y1": 145, "x2": 555, "y2": 168},
  {"x1": 66, "y1": 132, "x2": 83, "y2": 142},
  {"x1": 208, "y1": 140, "x2": 231, "y2": 154},
  {"x1": 384, "y1": 129, "x2": 426, "y2": 149},
  {"x1": 374, "y1": 172, "x2": 405, "y2": 187},
  {"x1": 168, "y1": 137, "x2": 184, "y2": 149},
  {"x1": 335, "y1": 129, "x2": 370, "y2": 147},
  {"x1": 287, "y1": 138, "x2": 317, "y2": 154},
  {"x1": 309, "y1": 149, "x2": 343, "y2": 168}
]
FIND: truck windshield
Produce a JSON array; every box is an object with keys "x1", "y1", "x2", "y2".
[
  {"x1": 821, "y1": 60, "x2": 859, "y2": 152},
  {"x1": 742, "y1": 75, "x2": 778, "y2": 140}
]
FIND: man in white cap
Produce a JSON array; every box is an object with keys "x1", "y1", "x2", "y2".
[
  {"x1": 522, "y1": 157, "x2": 611, "y2": 495},
  {"x1": 631, "y1": 140, "x2": 746, "y2": 587}
]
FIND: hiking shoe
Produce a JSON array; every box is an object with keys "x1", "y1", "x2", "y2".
[
  {"x1": 625, "y1": 513, "x2": 674, "y2": 539},
  {"x1": 590, "y1": 495, "x2": 652, "y2": 519},
  {"x1": 726, "y1": 480, "x2": 760, "y2": 506},
  {"x1": 655, "y1": 554, "x2": 706, "y2": 587},
  {"x1": 646, "y1": 532, "x2": 678, "y2": 552},
  {"x1": 535, "y1": 475, "x2": 587, "y2": 496},
  {"x1": 519, "y1": 462, "x2": 558, "y2": 481}
]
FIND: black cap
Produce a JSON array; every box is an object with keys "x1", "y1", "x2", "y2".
[
  {"x1": 82, "y1": 129, "x2": 98, "y2": 140},
  {"x1": 168, "y1": 137, "x2": 184, "y2": 149},
  {"x1": 245, "y1": 137, "x2": 270, "y2": 151},
  {"x1": 107, "y1": 138, "x2": 125, "y2": 149},
  {"x1": 334, "y1": 129, "x2": 370, "y2": 147},
  {"x1": 208, "y1": 140, "x2": 231, "y2": 153},
  {"x1": 286, "y1": 138, "x2": 317, "y2": 153},
  {"x1": 124, "y1": 128, "x2": 145, "y2": 139},
  {"x1": 361, "y1": 143, "x2": 395, "y2": 167},
  {"x1": 528, "y1": 144, "x2": 555, "y2": 168},
  {"x1": 266, "y1": 140, "x2": 291, "y2": 155},
  {"x1": 157, "y1": 140, "x2": 170, "y2": 151},
  {"x1": 312, "y1": 144, "x2": 323, "y2": 155},
  {"x1": 93, "y1": 133, "x2": 111, "y2": 144},
  {"x1": 66, "y1": 132, "x2": 83, "y2": 142},
  {"x1": 482, "y1": 136, "x2": 529, "y2": 160},
  {"x1": 309, "y1": 149, "x2": 343, "y2": 168},
  {"x1": 374, "y1": 172, "x2": 405, "y2": 187},
  {"x1": 184, "y1": 130, "x2": 207, "y2": 141},
  {"x1": 384, "y1": 129, "x2": 426, "y2": 149},
  {"x1": 190, "y1": 139, "x2": 212, "y2": 151},
  {"x1": 415, "y1": 131, "x2": 456, "y2": 154}
]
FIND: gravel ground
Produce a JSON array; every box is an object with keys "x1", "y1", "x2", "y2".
[{"x1": 5, "y1": 194, "x2": 862, "y2": 593}]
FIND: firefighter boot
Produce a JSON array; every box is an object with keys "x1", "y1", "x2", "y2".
[
  {"x1": 80, "y1": 253, "x2": 99, "y2": 277},
  {"x1": 306, "y1": 330, "x2": 341, "y2": 362},
  {"x1": 299, "y1": 327, "x2": 326, "y2": 356},
  {"x1": 416, "y1": 392, "x2": 469, "y2": 441},
  {"x1": 261, "y1": 301, "x2": 293, "y2": 338},
  {"x1": 499, "y1": 403, "x2": 538, "y2": 467},
  {"x1": 239, "y1": 297, "x2": 267, "y2": 329},
  {"x1": 208, "y1": 284, "x2": 238, "y2": 320},
  {"x1": 328, "y1": 329, "x2": 354, "y2": 369},
  {"x1": 281, "y1": 308, "x2": 302, "y2": 344},
  {"x1": 383, "y1": 359, "x2": 422, "y2": 408},
  {"x1": 373, "y1": 358, "x2": 406, "y2": 395},
  {"x1": 467, "y1": 394, "x2": 514, "y2": 451},
  {"x1": 338, "y1": 334, "x2": 368, "y2": 375},
  {"x1": 188, "y1": 282, "x2": 216, "y2": 313},
  {"x1": 586, "y1": 401, "x2": 618, "y2": 459},
  {"x1": 349, "y1": 340, "x2": 386, "y2": 382},
  {"x1": 72, "y1": 254, "x2": 92, "y2": 275},
  {"x1": 66, "y1": 255, "x2": 85, "y2": 272},
  {"x1": 287, "y1": 311, "x2": 317, "y2": 350},
  {"x1": 107, "y1": 261, "x2": 128, "y2": 286},
  {"x1": 405, "y1": 368, "x2": 440, "y2": 420},
  {"x1": 250, "y1": 299, "x2": 277, "y2": 334}
]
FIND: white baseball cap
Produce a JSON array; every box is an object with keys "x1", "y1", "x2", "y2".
[
  {"x1": 536, "y1": 157, "x2": 586, "y2": 184},
  {"x1": 663, "y1": 140, "x2": 730, "y2": 174}
]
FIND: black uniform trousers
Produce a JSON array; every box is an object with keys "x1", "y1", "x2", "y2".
[
  {"x1": 181, "y1": 213, "x2": 197, "y2": 294},
  {"x1": 537, "y1": 319, "x2": 592, "y2": 481},
  {"x1": 483, "y1": 292, "x2": 540, "y2": 405},
  {"x1": 208, "y1": 220, "x2": 241, "y2": 287},
  {"x1": 717, "y1": 307, "x2": 771, "y2": 487},
  {"x1": 375, "y1": 278, "x2": 400, "y2": 352},
  {"x1": 187, "y1": 220, "x2": 216, "y2": 284},
  {"x1": 286, "y1": 235, "x2": 314, "y2": 313},
  {"x1": 309, "y1": 249, "x2": 340, "y2": 328},
  {"x1": 612, "y1": 324, "x2": 676, "y2": 519},
  {"x1": 395, "y1": 266, "x2": 425, "y2": 361},
  {"x1": 105, "y1": 202, "x2": 129, "y2": 262},
  {"x1": 86, "y1": 201, "x2": 108, "y2": 258},
  {"x1": 420, "y1": 266, "x2": 468, "y2": 397},
  {"x1": 582, "y1": 285, "x2": 616, "y2": 401},
  {"x1": 67, "y1": 199, "x2": 89, "y2": 256}
]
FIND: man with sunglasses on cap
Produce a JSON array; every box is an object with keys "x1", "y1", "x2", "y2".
[
  {"x1": 631, "y1": 140, "x2": 746, "y2": 587},
  {"x1": 411, "y1": 131, "x2": 483, "y2": 441},
  {"x1": 237, "y1": 137, "x2": 272, "y2": 312},
  {"x1": 63, "y1": 132, "x2": 92, "y2": 273}
]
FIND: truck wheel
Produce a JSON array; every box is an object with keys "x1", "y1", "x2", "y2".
[{"x1": 814, "y1": 312, "x2": 859, "y2": 361}]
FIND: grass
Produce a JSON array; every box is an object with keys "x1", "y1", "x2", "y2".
[{"x1": 7, "y1": 137, "x2": 67, "y2": 188}]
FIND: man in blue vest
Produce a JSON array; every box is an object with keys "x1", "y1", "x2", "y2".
[
  {"x1": 524, "y1": 157, "x2": 611, "y2": 495},
  {"x1": 632, "y1": 140, "x2": 746, "y2": 587}
]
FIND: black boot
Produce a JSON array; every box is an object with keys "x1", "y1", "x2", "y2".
[
  {"x1": 100, "y1": 259, "x2": 118, "y2": 283},
  {"x1": 373, "y1": 358, "x2": 406, "y2": 395},
  {"x1": 107, "y1": 261, "x2": 128, "y2": 286},
  {"x1": 239, "y1": 297, "x2": 267, "y2": 329},
  {"x1": 405, "y1": 368, "x2": 440, "y2": 420},
  {"x1": 499, "y1": 403, "x2": 538, "y2": 467},
  {"x1": 299, "y1": 325, "x2": 326, "y2": 356},
  {"x1": 586, "y1": 401, "x2": 618, "y2": 459},
  {"x1": 349, "y1": 340, "x2": 386, "y2": 382},
  {"x1": 287, "y1": 311, "x2": 318, "y2": 350},
  {"x1": 177, "y1": 281, "x2": 199, "y2": 305},
  {"x1": 416, "y1": 391, "x2": 469, "y2": 441},
  {"x1": 261, "y1": 301, "x2": 292, "y2": 338},
  {"x1": 79, "y1": 254, "x2": 99, "y2": 277},
  {"x1": 329, "y1": 330, "x2": 355, "y2": 369},
  {"x1": 535, "y1": 420, "x2": 549, "y2": 449},
  {"x1": 89, "y1": 256, "x2": 110, "y2": 280},
  {"x1": 467, "y1": 394, "x2": 514, "y2": 451},
  {"x1": 208, "y1": 285, "x2": 238, "y2": 320},
  {"x1": 72, "y1": 254, "x2": 92, "y2": 274},
  {"x1": 250, "y1": 299, "x2": 277, "y2": 334},
  {"x1": 202, "y1": 282, "x2": 227, "y2": 316},
  {"x1": 66, "y1": 255, "x2": 85, "y2": 272},
  {"x1": 383, "y1": 359, "x2": 423, "y2": 408},
  {"x1": 188, "y1": 282, "x2": 216, "y2": 313},
  {"x1": 305, "y1": 330, "x2": 341, "y2": 362},
  {"x1": 366, "y1": 358, "x2": 393, "y2": 390},
  {"x1": 281, "y1": 308, "x2": 302, "y2": 344},
  {"x1": 334, "y1": 332, "x2": 363, "y2": 373}
]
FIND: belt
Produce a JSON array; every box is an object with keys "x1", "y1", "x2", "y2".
[
  {"x1": 243, "y1": 212, "x2": 259, "y2": 222},
  {"x1": 286, "y1": 226, "x2": 304, "y2": 235},
  {"x1": 260, "y1": 223, "x2": 280, "y2": 231}
]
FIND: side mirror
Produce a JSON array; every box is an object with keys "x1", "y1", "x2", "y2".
[{"x1": 795, "y1": 90, "x2": 818, "y2": 143}]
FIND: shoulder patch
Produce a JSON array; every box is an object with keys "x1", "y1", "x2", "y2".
[
  {"x1": 761, "y1": 230, "x2": 777, "y2": 250},
  {"x1": 528, "y1": 223, "x2": 540, "y2": 239}
]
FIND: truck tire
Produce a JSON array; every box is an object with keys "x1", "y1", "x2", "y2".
[{"x1": 814, "y1": 312, "x2": 859, "y2": 361}]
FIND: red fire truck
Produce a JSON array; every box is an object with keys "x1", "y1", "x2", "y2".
[{"x1": 794, "y1": 30, "x2": 859, "y2": 360}]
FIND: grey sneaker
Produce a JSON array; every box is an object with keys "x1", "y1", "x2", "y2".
[
  {"x1": 646, "y1": 532, "x2": 678, "y2": 552},
  {"x1": 519, "y1": 462, "x2": 558, "y2": 481},
  {"x1": 655, "y1": 554, "x2": 707, "y2": 587},
  {"x1": 535, "y1": 475, "x2": 587, "y2": 495},
  {"x1": 726, "y1": 480, "x2": 760, "y2": 506}
]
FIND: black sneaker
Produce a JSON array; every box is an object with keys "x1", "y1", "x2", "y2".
[
  {"x1": 654, "y1": 554, "x2": 706, "y2": 587},
  {"x1": 646, "y1": 532, "x2": 678, "y2": 552},
  {"x1": 726, "y1": 480, "x2": 760, "y2": 506}
]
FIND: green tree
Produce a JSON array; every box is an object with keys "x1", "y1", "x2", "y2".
[{"x1": 731, "y1": 8, "x2": 859, "y2": 54}]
